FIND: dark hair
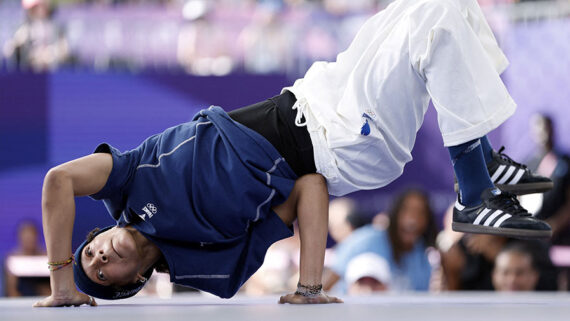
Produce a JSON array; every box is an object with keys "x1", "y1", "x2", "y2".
[
  {"x1": 536, "y1": 113, "x2": 553, "y2": 130},
  {"x1": 498, "y1": 240, "x2": 558, "y2": 291},
  {"x1": 85, "y1": 227, "x2": 101, "y2": 243},
  {"x1": 346, "y1": 208, "x2": 371, "y2": 230},
  {"x1": 387, "y1": 188, "x2": 437, "y2": 264},
  {"x1": 498, "y1": 242, "x2": 539, "y2": 270}
]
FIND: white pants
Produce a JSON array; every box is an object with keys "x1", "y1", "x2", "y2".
[{"x1": 284, "y1": 0, "x2": 516, "y2": 196}]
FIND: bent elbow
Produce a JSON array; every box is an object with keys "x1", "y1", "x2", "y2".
[
  {"x1": 42, "y1": 167, "x2": 76, "y2": 206},
  {"x1": 44, "y1": 167, "x2": 71, "y2": 189}
]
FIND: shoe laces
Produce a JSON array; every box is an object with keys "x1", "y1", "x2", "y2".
[
  {"x1": 488, "y1": 191, "x2": 530, "y2": 217},
  {"x1": 496, "y1": 146, "x2": 529, "y2": 172}
]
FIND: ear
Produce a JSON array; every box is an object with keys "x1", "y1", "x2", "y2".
[{"x1": 135, "y1": 272, "x2": 148, "y2": 284}]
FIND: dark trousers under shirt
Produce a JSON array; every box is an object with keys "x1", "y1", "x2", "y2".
[{"x1": 228, "y1": 91, "x2": 316, "y2": 177}]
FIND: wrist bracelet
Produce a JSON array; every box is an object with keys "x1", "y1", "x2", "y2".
[
  {"x1": 295, "y1": 282, "x2": 323, "y2": 297},
  {"x1": 47, "y1": 255, "x2": 74, "y2": 271}
]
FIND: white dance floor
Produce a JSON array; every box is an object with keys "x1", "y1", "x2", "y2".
[{"x1": 2, "y1": 292, "x2": 570, "y2": 321}]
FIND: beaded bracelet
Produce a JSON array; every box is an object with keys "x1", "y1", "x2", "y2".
[
  {"x1": 294, "y1": 282, "x2": 323, "y2": 297},
  {"x1": 47, "y1": 255, "x2": 74, "y2": 271}
]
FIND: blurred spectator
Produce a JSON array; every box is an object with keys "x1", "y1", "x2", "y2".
[
  {"x1": 436, "y1": 203, "x2": 464, "y2": 255},
  {"x1": 3, "y1": 0, "x2": 69, "y2": 72},
  {"x1": 328, "y1": 198, "x2": 357, "y2": 244},
  {"x1": 4, "y1": 220, "x2": 49, "y2": 297},
  {"x1": 294, "y1": 9, "x2": 337, "y2": 70},
  {"x1": 492, "y1": 242, "x2": 539, "y2": 291},
  {"x1": 328, "y1": 197, "x2": 369, "y2": 244},
  {"x1": 241, "y1": 224, "x2": 300, "y2": 295},
  {"x1": 323, "y1": 0, "x2": 377, "y2": 15},
  {"x1": 523, "y1": 114, "x2": 570, "y2": 244},
  {"x1": 177, "y1": 0, "x2": 234, "y2": 75},
  {"x1": 345, "y1": 252, "x2": 391, "y2": 295},
  {"x1": 324, "y1": 188, "x2": 437, "y2": 292},
  {"x1": 237, "y1": 1, "x2": 293, "y2": 74},
  {"x1": 0, "y1": 0, "x2": 564, "y2": 74},
  {"x1": 492, "y1": 241, "x2": 556, "y2": 291},
  {"x1": 323, "y1": 197, "x2": 369, "y2": 291},
  {"x1": 441, "y1": 234, "x2": 507, "y2": 291},
  {"x1": 440, "y1": 234, "x2": 558, "y2": 291},
  {"x1": 431, "y1": 203, "x2": 463, "y2": 291},
  {"x1": 433, "y1": 204, "x2": 465, "y2": 291}
]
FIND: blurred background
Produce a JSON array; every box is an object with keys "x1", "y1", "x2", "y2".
[{"x1": 1, "y1": 0, "x2": 569, "y2": 298}]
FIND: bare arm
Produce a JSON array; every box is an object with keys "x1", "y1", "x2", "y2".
[
  {"x1": 322, "y1": 269, "x2": 341, "y2": 292},
  {"x1": 34, "y1": 153, "x2": 112, "y2": 307},
  {"x1": 546, "y1": 187, "x2": 570, "y2": 237},
  {"x1": 5, "y1": 264, "x2": 21, "y2": 297},
  {"x1": 274, "y1": 174, "x2": 342, "y2": 304}
]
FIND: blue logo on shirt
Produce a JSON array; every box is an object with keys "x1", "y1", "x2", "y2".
[{"x1": 361, "y1": 113, "x2": 372, "y2": 136}]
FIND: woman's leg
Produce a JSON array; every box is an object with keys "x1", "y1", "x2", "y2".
[
  {"x1": 408, "y1": 0, "x2": 515, "y2": 145},
  {"x1": 308, "y1": 0, "x2": 551, "y2": 237},
  {"x1": 288, "y1": 0, "x2": 518, "y2": 196},
  {"x1": 449, "y1": 138, "x2": 494, "y2": 207},
  {"x1": 406, "y1": 0, "x2": 552, "y2": 237}
]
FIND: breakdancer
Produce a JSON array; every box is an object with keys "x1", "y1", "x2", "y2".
[{"x1": 34, "y1": 0, "x2": 551, "y2": 307}]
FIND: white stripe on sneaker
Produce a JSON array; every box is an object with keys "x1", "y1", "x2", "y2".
[
  {"x1": 455, "y1": 200, "x2": 465, "y2": 211},
  {"x1": 473, "y1": 208, "x2": 492, "y2": 225},
  {"x1": 507, "y1": 168, "x2": 525, "y2": 185},
  {"x1": 483, "y1": 210, "x2": 503, "y2": 226},
  {"x1": 497, "y1": 166, "x2": 516, "y2": 185},
  {"x1": 490, "y1": 165, "x2": 506, "y2": 182},
  {"x1": 493, "y1": 214, "x2": 512, "y2": 227}
]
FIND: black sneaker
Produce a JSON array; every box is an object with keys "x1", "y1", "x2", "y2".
[
  {"x1": 452, "y1": 187, "x2": 552, "y2": 239},
  {"x1": 454, "y1": 147, "x2": 553, "y2": 195}
]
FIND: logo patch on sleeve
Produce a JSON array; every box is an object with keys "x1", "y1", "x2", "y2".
[{"x1": 140, "y1": 203, "x2": 158, "y2": 221}]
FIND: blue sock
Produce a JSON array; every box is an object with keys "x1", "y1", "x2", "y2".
[
  {"x1": 480, "y1": 135, "x2": 494, "y2": 164},
  {"x1": 448, "y1": 138, "x2": 495, "y2": 206}
]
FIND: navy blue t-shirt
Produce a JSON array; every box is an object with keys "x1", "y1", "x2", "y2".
[{"x1": 90, "y1": 107, "x2": 297, "y2": 298}]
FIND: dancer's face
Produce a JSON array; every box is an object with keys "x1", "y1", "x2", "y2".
[{"x1": 81, "y1": 227, "x2": 143, "y2": 286}]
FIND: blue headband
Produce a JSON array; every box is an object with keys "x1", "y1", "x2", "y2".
[{"x1": 73, "y1": 225, "x2": 153, "y2": 300}]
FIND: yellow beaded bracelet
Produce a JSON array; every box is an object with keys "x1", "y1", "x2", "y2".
[{"x1": 47, "y1": 255, "x2": 74, "y2": 271}]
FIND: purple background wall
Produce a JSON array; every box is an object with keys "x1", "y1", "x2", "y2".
[{"x1": 500, "y1": 19, "x2": 570, "y2": 160}]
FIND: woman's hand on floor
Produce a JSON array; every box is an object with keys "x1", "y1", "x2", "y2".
[
  {"x1": 33, "y1": 289, "x2": 97, "y2": 307},
  {"x1": 278, "y1": 292, "x2": 343, "y2": 304}
]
